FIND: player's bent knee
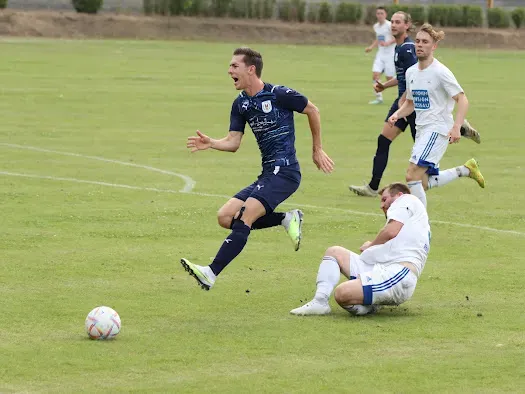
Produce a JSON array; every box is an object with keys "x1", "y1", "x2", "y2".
[
  {"x1": 334, "y1": 284, "x2": 350, "y2": 307},
  {"x1": 325, "y1": 246, "x2": 347, "y2": 260},
  {"x1": 217, "y1": 215, "x2": 232, "y2": 229}
]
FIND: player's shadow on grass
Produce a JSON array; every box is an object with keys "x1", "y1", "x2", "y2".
[{"x1": 331, "y1": 306, "x2": 420, "y2": 320}]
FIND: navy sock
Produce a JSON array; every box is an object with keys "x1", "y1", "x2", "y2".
[
  {"x1": 251, "y1": 212, "x2": 285, "y2": 230},
  {"x1": 209, "y1": 220, "x2": 251, "y2": 276},
  {"x1": 369, "y1": 134, "x2": 392, "y2": 191}
]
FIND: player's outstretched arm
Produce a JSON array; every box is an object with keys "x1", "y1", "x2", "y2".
[
  {"x1": 302, "y1": 101, "x2": 334, "y2": 174},
  {"x1": 448, "y1": 93, "x2": 469, "y2": 144},
  {"x1": 187, "y1": 130, "x2": 243, "y2": 153},
  {"x1": 365, "y1": 219, "x2": 404, "y2": 249},
  {"x1": 366, "y1": 40, "x2": 378, "y2": 52},
  {"x1": 375, "y1": 78, "x2": 398, "y2": 93},
  {"x1": 388, "y1": 99, "x2": 414, "y2": 126}
]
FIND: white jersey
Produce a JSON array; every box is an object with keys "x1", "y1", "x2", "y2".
[
  {"x1": 406, "y1": 59, "x2": 463, "y2": 136},
  {"x1": 373, "y1": 21, "x2": 395, "y2": 57},
  {"x1": 360, "y1": 194, "x2": 430, "y2": 277}
]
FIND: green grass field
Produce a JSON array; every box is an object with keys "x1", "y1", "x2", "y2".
[{"x1": 1, "y1": 38, "x2": 524, "y2": 393}]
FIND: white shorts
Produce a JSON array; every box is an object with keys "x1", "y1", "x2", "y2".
[
  {"x1": 349, "y1": 252, "x2": 418, "y2": 306},
  {"x1": 409, "y1": 131, "x2": 449, "y2": 175},
  {"x1": 372, "y1": 53, "x2": 395, "y2": 77}
]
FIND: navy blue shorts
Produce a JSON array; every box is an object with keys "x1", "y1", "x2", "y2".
[
  {"x1": 233, "y1": 162, "x2": 301, "y2": 214},
  {"x1": 385, "y1": 98, "x2": 417, "y2": 141}
]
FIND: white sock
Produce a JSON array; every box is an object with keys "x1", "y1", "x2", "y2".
[
  {"x1": 202, "y1": 265, "x2": 216, "y2": 281},
  {"x1": 428, "y1": 166, "x2": 469, "y2": 189},
  {"x1": 408, "y1": 180, "x2": 427, "y2": 208},
  {"x1": 281, "y1": 211, "x2": 292, "y2": 227},
  {"x1": 314, "y1": 256, "x2": 340, "y2": 304},
  {"x1": 374, "y1": 82, "x2": 383, "y2": 100}
]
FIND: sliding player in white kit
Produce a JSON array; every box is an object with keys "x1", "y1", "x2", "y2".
[
  {"x1": 388, "y1": 24, "x2": 485, "y2": 208},
  {"x1": 290, "y1": 183, "x2": 429, "y2": 316},
  {"x1": 366, "y1": 6, "x2": 396, "y2": 105}
]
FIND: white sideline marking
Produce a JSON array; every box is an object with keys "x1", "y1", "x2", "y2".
[
  {"x1": 0, "y1": 143, "x2": 195, "y2": 193},
  {"x1": 1, "y1": 171, "x2": 523, "y2": 237}
]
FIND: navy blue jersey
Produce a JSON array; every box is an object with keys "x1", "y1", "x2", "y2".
[
  {"x1": 229, "y1": 83, "x2": 308, "y2": 166},
  {"x1": 394, "y1": 37, "x2": 417, "y2": 98}
]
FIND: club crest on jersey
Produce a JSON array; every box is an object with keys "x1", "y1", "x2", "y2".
[{"x1": 262, "y1": 100, "x2": 272, "y2": 113}]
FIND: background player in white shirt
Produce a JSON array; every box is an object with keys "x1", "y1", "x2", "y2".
[
  {"x1": 388, "y1": 24, "x2": 485, "y2": 208},
  {"x1": 290, "y1": 183, "x2": 429, "y2": 316},
  {"x1": 365, "y1": 6, "x2": 396, "y2": 104}
]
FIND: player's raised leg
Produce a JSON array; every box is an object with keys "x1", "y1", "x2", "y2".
[
  {"x1": 427, "y1": 158, "x2": 485, "y2": 190},
  {"x1": 221, "y1": 187, "x2": 303, "y2": 251},
  {"x1": 460, "y1": 119, "x2": 481, "y2": 144},
  {"x1": 181, "y1": 197, "x2": 265, "y2": 290}
]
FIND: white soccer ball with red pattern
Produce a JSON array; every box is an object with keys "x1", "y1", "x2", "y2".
[{"x1": 85, "y1": 306, "x2": 121, "y2": 340}]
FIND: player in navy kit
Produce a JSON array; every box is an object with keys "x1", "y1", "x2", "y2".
[
  {"x1": 181, "y1": 47, "x2": 334, "y2": 291},
  {"x1": 349, "y1": 12, "x2": 480, "y2": 197},
  {"x1": 349, "y1": 12, "x2": 418, "y2": 197}
]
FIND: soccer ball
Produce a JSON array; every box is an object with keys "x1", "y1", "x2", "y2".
[{"x1": 85, "y1": 306, "x2": 121, "y2": 340}]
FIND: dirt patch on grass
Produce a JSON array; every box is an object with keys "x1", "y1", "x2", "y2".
[{"x1": 0, "y1": 9, "x2": 524, "y2": 49}]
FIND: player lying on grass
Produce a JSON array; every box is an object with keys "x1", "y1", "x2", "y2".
[{"x1": 291, "y1": 182, "x2": 429, "y2": 316}]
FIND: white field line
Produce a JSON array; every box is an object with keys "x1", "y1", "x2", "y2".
[
  {"x1": 0, "y1": 143, "x2": 195, "y2": 193},
  {"x1": 1, "y1": 170, "x2": 523, "y2": 237}
]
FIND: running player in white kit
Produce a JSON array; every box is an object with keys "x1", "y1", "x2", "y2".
[
  {"x1": 388, "y1": 24, "x2": 485, "y2": 208},
  {"x1": 290, "y1": 183, "x2": 429, "y2": 316},
  {"x1": 366, "y1": 6, "x2": 396, "y2": 105}
]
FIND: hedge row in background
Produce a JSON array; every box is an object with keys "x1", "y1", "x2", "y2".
[
  {"x1": 71, "y1": 0, "x2": 103, "y2": 14},
  {"x1": 143, "y1": 0, "x2": 525, "y2": 29}
]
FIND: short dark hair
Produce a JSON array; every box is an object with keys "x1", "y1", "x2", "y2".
[
  {"x1": 379, "y1": 182, "x2": 411, "y2": 196},
  {"x1": 233, "y1": 47, "x2": 263, "y2": 78},
  {"x1": 376, "y1": 6, "x2": 387, "y2": 12}
]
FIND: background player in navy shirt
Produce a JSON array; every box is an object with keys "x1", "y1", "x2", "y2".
[
  {"x1": 349, "y1": 11, "x2": 418, "y2": 197},
  {"x1": 181, "y1": 47, "x2": 334, "y2": 291}
]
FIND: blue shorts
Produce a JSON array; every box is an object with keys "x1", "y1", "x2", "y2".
[
  {"x1": 233, "y1": 162, "x2": 301, "y2": 214},
  {"x1": 385, "y1": 98, "x2": 417, "y2": 141}
]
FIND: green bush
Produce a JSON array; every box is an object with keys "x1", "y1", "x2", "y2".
[
  {"x1": 317, "y1": 1, "x2": 331, "y2": 23},
  {"x1": 427, "y1": 4, "x2": 464, "y2": 27},
  {"x1": 169, "y1": 0, "x2": 185, "y2": 15},
  {"x1": 364, "y1": 5, "x2": 376, "y2": 25},
  {"x1": 487, "y1": 7, "x2": 511, "y2": 28},
  {"x1": 386, "y1": 5, "x2": 426, "y2": 26},
  {"x1": 427, "y1": 5, "x2": 446, "y2": 26},
  {"x1": 306, "y1": 3, "x2": 319, "y2": 23},
  {"x1": 446, "y1": 5, "x2": 464, "y2": 27},
  {"x1": 463, "y1": 5, "x2": 483, "y2": 27},
  {"x1": 385, "y1": 4, "x2": 408, "y2": 17},
  {"x1": 0, "y1": 0, "x2": 6, "y2": 9},
  {"x1": 210, "y1": 0, "x2": 231, "y2": 16},
  {"x1": 278, "y1": 0, "x2": 306, "y2": 22},
  {"x1": 71, "y1": 0, "x2": 103, "y2": 14},
  {"x1": 229, "y1": 0, "x2": 251, "y2": 18},
  {"x1": 184, "y1": 0, "x2": 207, "y2": 16},
  {"x1": 250, "y1": 0, "x2": 274, "y2": 19},
  {"x1": 406, "y1": 5, "x2": 425, "y2": 26},
  {"x1": 511, "y1": 7, "x2": 525, "y2": 28},
  {"x1": 144, "y1": 0, "x2": 154, "y2": 14},
  {"x1": 335, "y1": 3, "x2": 362, "y2": 24}
]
